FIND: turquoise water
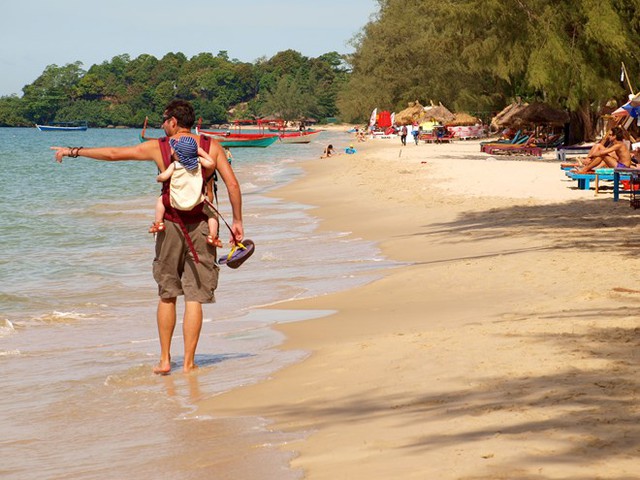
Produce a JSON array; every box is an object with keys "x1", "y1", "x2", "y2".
[{"x1": 0, "y1": 127, "x2": 391, "y2": 479}]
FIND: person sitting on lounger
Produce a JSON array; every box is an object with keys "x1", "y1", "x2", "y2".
[{"x1": 574, "y1": 127, "x2": 634, "y2": 173}]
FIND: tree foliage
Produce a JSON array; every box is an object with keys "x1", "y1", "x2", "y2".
[
  {"x1": 338, "y1": 0, "x2": 640, "y2": 139},
  {"x1": 0, "y1": 50, "x2": 348, "y2": 127}
]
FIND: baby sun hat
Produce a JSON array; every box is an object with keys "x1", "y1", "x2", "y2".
[{"x1": 169, "y1": 136, "x2": 199, "y2": 170}]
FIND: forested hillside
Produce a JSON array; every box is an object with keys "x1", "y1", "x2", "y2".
[{"x1": 0, "y1": 50, "x2": 349, "y2": 127}]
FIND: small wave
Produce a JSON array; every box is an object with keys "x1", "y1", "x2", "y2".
[
  {"x1": 129, "y1": 338, "x2": 156, "y2": 344},
  {"x1": 0, "y1": 318, "x2": 16, "y2": 337},
  {"x1": 259, "y1": 251, "x2": 280, "y2": 262},
  {"x1": 0, "y1": 292, "x2": 30, "y2": 304},
  {"x1": 240, "y1": 182, "x2": 260, "y2": 192},
  {"x1": 34, "y1": 311, "x2": 89, "y2": 324},
  {"x1": 0, "y1": 349, "x2": 21, "y2": 356},
  {"x1": 104, "y1": 364, "x2": 154, "y2": 387}
]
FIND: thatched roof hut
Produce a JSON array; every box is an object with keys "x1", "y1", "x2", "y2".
[
  {"x1": 491, "y1": 102, "x2": 528, "y2": 130},
  {"x1": 394, "y1": 101, "x2": 426, "y2": 125},
  {"x1": 449, "y1": 112, "x2": 478, "y2": 126},
  {"x1": 492, "y1": 101, "x2": 569, "y2": 129},
  {"x1": 422, "y1": 102, "x2": 455, "y2": 124},
  {"x1": 516, "y1": 102, "x2": 569, "y2": 126}
]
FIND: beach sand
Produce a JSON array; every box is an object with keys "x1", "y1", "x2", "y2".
[{"x1": 203, "y1": 137, "x2": 640, "y2": 478}]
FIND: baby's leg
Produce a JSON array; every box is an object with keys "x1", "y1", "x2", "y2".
[
  {"x1": 207, "y1": 216, "x2": 222, "y2": 247},
  {"x1": 149, "y1": 196, "x2": 166, "y2": 233},
  {"x1": 155, "y1": 196, "x2": 165, "y2": 223}
]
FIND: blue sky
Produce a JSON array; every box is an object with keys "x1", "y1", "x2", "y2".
[{"x1": 1, "y1": 0, "x2": 378, "y2": 97}]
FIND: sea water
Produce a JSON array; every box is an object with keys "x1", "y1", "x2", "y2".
[{"x1": 0, "y1": 127, "x2": 392, "y2": 479}]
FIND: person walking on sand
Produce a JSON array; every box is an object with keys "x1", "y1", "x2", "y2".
[
  {"x1": 411, "y1": 122, "x2": 420, "y2": 145},
  {"x1": 574, "y1": 127, "x2": 634, "y2": 173},
  {"x1": 400, "y1": 125, "x2": 408, "y2": 146},
  {"x1": 52, "y1": 99, "x2": 244, "y2": 374}
]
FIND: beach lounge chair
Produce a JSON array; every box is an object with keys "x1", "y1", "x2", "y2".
[
  {"x1": 565, "y1": 168, "x2": 631, "y2": 193},
  {"x1": 486, "y1": 144, "x2": 543, "y2": 156},
  {"x1": 535, "y1": 135, "x2": 564, "y2": 150},
  {"x1": 480, "y1": 133, "x2": 530, "y2": 153},
  {"x1": 556, "y1": 144, "x2": 593, "y2": 162},
  {"x1": 479, "y1": 130, "x2": 522, "y2": 147},
  {"x1": 436, "y1": 129, "x2": 455, "y2": 143},
  {"x1": 420, "y1": 132, "x2": 437, "y2": 143}
]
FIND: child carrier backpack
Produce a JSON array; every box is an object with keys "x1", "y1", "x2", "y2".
[
  {"x1": 169, "y1": 161, "x2": 205, "y2": 210},
  {"x1": 158, "y1": 135, "x2": 213, "y2": 264}
]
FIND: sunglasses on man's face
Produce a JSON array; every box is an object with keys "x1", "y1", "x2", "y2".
[{"x1": 162, "y1": 115, "x2": 172, "y2": 123}]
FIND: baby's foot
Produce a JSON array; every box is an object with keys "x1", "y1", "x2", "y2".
[
  {"x1": 149, "y1": 221, "x2": 165, "y2": 233},
  {"x1": 207, "y1": 235, "x2": 222, "y2": 247}
]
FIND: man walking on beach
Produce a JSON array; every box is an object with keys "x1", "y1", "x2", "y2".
[{"x1": 52, "y1": 100, "x2": 243, "y2": 374}]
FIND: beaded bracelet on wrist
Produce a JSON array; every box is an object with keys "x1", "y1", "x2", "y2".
[{"x1": 68, "y1": 147, "x2": 84, "y2": 158}]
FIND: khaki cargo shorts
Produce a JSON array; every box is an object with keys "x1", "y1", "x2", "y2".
[{"x1": 152, "y1": 220, "x2": 219, "y2": 303}]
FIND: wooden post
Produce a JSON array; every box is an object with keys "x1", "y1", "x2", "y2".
[{"x1": 622, "y1": 62, "x2": 635, "y2": 96}]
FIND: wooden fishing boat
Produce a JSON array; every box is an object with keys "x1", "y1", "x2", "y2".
[
  {"x1": 258, "y1": 118, "x2": 321, "y2": 144},
  {"x1": 35, "y1": 121, "x2": 87, "y2": 132},
  {"x1": 139, "y1": 118, "x2": 278, "y2": 148},
  {"x1": 195, "y1": 127, "x2": 279, "y2": 148},
  {"x1": 278, "y1": 130, "x2": 321, "y2": 144}
]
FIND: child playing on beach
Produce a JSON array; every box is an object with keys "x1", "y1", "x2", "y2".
[
  {"x1": 321, "y1": 144, "x2": 336, "y2": 158},
  {"x1": 150, "y1": 135, "x2": 222, "y2": 247}
]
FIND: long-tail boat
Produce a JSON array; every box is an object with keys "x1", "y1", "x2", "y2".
[
  {"x1": 260, "y1": 118, "x2": 321, "y2": 143},
  {"x1": 139, "y1": 117, "x2": 278, "y2": 148}
]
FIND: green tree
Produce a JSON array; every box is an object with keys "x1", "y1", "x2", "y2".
[
  {"x1": 0, "y1": 95, "x2": 28, "y2": 126},
  {"x1": 341, "y1": 0, "x2": 640, "y2": 140},
  {"x1": 22, "y1": 62, "x2": 85, "y2": 123},
  {"x1": 261, "y1": 75, "x2": 314, "y2": 122}
]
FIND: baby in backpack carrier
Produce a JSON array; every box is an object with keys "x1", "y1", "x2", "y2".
[{"x1": 149, "y1": 135, "x2": 222, "y2": 247}]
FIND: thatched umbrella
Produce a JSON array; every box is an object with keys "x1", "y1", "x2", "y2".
[
  {"x1": 394, "y1": 101, "x2": 426, "y2": 125},
  {"x1": 491, "y1": 102, "x2": 528, "y2": 130},
  {"x1": 421, "y1": 102, "x2": 455, "y2": 124},
  {"x1": 449, "y1": 112, "x2": 478, "y2": 126},
  {"x1": 515, "y1": 102, "x2": 569, "y2": 126}
]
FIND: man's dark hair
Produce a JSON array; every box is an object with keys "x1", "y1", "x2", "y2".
[
  {"x1": 165, "y1": 100, "x2": 195, "y2": 128},
  {"x1": 612, "y1": 126, "x2": 624, "y2": 141}
]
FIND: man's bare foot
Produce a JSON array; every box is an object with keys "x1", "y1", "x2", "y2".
[
  {"x1": 183, "y1": 363, "x2": 199, "y2": 374},
  {"x1": 153, "y1": 360, "x2": 171, "y2": 375}
]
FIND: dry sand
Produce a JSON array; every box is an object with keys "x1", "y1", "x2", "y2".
[{"x1": 203, "y1": 137, "x2": 640, "y2": 479}]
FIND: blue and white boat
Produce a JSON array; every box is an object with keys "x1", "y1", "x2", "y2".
[{"x1": 35, "y1": 121, "x2": 88, "y2": 132}]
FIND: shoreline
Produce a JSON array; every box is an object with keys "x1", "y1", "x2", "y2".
[{"x1": 202, "y1": 138, "x2": 640, "y2": 478}]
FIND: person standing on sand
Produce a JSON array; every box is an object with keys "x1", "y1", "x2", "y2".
[
  {"x1": 574, "y1": 127, "x2": 634, "y2": 173},
  {"x1": 51, "y1": 99, "x2": 244, "y2": 374}
]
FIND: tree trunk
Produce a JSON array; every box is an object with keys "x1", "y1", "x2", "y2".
[{"x1": 567, "y1": 101, "x2": 597, "y2": 144}]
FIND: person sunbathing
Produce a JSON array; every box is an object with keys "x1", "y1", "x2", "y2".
[{"x1": 573, "y1": 127, "x2": 634, "y2": 173}]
